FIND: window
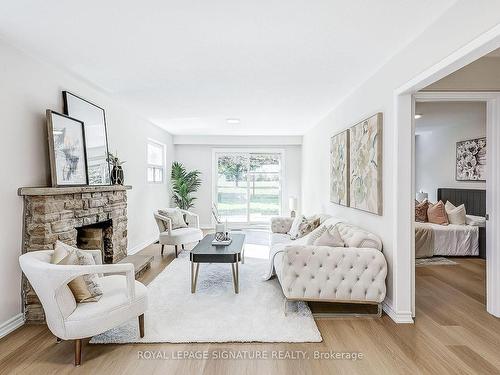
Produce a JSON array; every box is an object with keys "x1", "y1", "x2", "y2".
[
  {"x1": 147, "y1": 140, "x2": 165, "y2": 183},
  {"x1": 213, "y1": 150, "x2": 283, "y2": 224}
]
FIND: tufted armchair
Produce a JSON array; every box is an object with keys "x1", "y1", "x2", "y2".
[
  {"x1": 154, "y1": 209, "x2": 203, "y2": 257},
  {"x1": 19, "y1": 250, "x2": 147, "y2": 366},
  {"x1": 268, "y1": 216, "x2": 387, "y2": 315}
]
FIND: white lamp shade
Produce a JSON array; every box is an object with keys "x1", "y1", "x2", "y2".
[
  {"x1": 289, "y1": 197, "x2": 297, "y2": 211},
  {"x1": 416, "y1": 191, "x2": 428, "y2": 202}
]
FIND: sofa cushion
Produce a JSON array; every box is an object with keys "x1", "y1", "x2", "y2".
[
  {"x1": 53, "y1": 241, "x2": 103, "y2": 303},
  {"x1": 288, "y1": 215, "x2": 305, "y2": 239},
  {"x1": 298, "y1": 217, "x2": 320, "y2": 238},
  {"x1": 313, "y1": 225, "x2": 344, "y2": 247},
  {"x1": 336, "y1": 223, "x2": 382, "y2": 250},
  {"x1": 159, "y1": 208, "x2": 188, "y2": 229}
]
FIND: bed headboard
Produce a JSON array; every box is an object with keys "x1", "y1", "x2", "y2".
[{"x1": 437, "y1": 188, "x2": 486, "y2": 217}]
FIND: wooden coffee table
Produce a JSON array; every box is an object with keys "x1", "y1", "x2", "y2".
[{"x1": 189, "y1": 233, "x2": 245, "y2": 294}]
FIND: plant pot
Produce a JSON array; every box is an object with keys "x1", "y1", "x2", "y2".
[{"x1": 111, "y1": 166, "x2": 124, "y2": 185}]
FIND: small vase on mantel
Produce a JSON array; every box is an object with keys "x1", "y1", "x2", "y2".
[
  {"x1": 107, "y1": 151, "x2": 126, "y2": 185},
  {"x1": 111, "y1": 166, "x2": 124, "y2": 185}
]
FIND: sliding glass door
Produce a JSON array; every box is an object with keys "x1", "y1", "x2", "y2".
[{"x1": 214, "y1": 150, "x2": 283, "y2": 224}]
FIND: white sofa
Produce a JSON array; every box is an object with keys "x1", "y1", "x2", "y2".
[{"x1": 268, "y1": 215, "x2": 387, "y2": 313}]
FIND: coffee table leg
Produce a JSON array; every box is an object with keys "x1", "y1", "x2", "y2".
[
  {"x1": 231, "y1": 262, "x2": 239, "y2": 294},
  {"x1": 191, "y1": 262, "x2": 200, "y2": 293}
]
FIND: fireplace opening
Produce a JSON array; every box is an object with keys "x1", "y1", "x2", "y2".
[{"x1": 76, "y1": 220, "x2": 113, "y2": 263}]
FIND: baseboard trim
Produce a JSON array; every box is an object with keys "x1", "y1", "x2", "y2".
[
  {"x1": 128, "y1": 236, "x2": 157, "y2": 255},
  {"x1": 0, "y1": 313, "x2": 25, "y2": 338},
  {"x1": 383, "y1": 300, "x2": 414, "y2": 324}
]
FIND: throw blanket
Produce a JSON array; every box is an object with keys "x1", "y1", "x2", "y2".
[{"x1": 415, "y1": 224, "x2": 434, "y2": 258}]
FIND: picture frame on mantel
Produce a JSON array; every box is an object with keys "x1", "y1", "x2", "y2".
[
  {"x1": 46, "y1": 110, "x2": 89, "y2": 187},
  {"x1": 63, "y1": 91, "x2": 112, "y2": 186}
]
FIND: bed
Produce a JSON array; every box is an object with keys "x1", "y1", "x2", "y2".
[{"x1": 415, "y1": 188, "x2": 486, "y2": 259}]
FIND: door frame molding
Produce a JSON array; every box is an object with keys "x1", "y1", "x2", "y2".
[{"x1": 393, "y1": 23, "x2": 500, "y2": 320}]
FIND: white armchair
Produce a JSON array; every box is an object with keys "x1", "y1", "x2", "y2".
[
  {"x1": 19, "y1": 250, "x2": 148, "y2": 366},
  {"x1": 154, "y1": 209, "x2": 203, "y2": 257}
]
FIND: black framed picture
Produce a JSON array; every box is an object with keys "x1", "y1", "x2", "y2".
[
  {"x1": 63, "y1": 91, "x2": 111, "y2": 185},
  {"x1": 46, "y1": 110, "x2": 88, "y2": 187}
]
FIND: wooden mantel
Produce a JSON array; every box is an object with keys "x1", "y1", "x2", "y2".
[{"x1": 18, "y1": 185, "x2": 132, "y2": 196}]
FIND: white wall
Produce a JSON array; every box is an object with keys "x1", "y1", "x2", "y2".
[
  {"x1": 415, "y1": 102, "x2": 486, "y2": 202},
  {"x1": 301, "y1": 1, "x2": 500, "y2": 319},
  {"x1": 173, "y1": 137, "x2": 301, "y2": 227},
  {"x1": 0, "y1": 40, "x2": 173, "y2": 330}
]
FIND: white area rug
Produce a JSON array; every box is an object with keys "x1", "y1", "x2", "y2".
[
  {"x1": 416, "y1": 257, "x2": 458, "y2": 266},
  {"x1": 90, "y1": 252, "x2": 322, "y2": 343}
]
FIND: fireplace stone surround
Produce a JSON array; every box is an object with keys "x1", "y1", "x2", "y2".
[{"x1": 18, "y1": 185, "x2": 132, "y2": 322}]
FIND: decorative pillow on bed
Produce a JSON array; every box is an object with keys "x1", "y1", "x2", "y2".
[
  {"x1": 427, "y1": 201, "x2": 449, "y2": 225},
  {"x1": 415, "y1": 199, "x2": 429, "y2": 222},
  {"x1": 445, "y1": 201, "x2": 466, "y2": 225}
]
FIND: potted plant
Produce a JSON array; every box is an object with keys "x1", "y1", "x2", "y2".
[
  {"x1": 171, "y1": 161, "x2": 201, "y2": 211},
  {"x1": 106, "y1": 151, "x2": 126, "y2": 185}
]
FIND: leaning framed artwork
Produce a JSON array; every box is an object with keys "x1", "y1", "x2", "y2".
[
  {"x1": 63, "y1": 91, "x2": 111, "y2": 185},
  {"x1": 46, "y1": 110, "x2": 88, "y2": 187},
  {"x1": 456, "y1": 137, "x2": 486, "y2": 181},
  {"x1": 349, "y1": 112, "x2": 383, "y2": 215},
  {"x1": 330, "y1": 129, "x2": 350, "y2": 206}
]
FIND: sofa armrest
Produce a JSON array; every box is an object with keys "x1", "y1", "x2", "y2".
[
  {"x1": 271, "y1": 216, "x2": 294, "y2": 234},
  {"x1": 154, "y1": 213, "x2": 173, "y2": 235},
  {"x1": 280, "y1": 246, "x2": 387, "y2": 303}
]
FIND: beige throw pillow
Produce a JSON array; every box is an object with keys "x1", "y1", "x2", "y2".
[
  {"x1": 445, "y1": 201, "x2": 466, "y2": 225},
  {"x1": 159, "y1": 208, "x2": 188, "y2": 229},
  {"x1": 427, "y1": 201, "x2": 449, "y2": 226},
  {"x1": 298, "y1": 217, "x2": 321, "y2": 238},
  {"x1": 52, "y1": 241, "x2": 102, "y2": 303},
  {"x1": 313, "y1": 225, "x2": 345, "y2": 247}
]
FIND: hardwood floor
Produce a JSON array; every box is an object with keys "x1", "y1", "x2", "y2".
[{"x1": 1, "y1": 248, "x2": 499, "y2": 374}]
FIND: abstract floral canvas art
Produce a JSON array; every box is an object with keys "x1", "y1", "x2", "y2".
[
  {"x1": 456, "y1": 137, "x2": 486, "y2": 181},
  {"x1": 349, "y1": 113, "x2": 383, "y2": 215},
  {"x1": 330, "y1": 130, "x2": 349, "y2": 206}
]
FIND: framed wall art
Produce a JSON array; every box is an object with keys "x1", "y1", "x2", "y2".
[
  {"x1": 46, "y1": 110, "x2": 88, "y2": 187},
  {"x1": 63, "y1": 91, "x2": 111, "y2": 185},
  {"x1": 349, "y1": 112, "x2": 383, "y2": 215}
]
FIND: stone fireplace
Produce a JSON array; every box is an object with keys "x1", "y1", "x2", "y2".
[{"x1": 18, "y1": 185, "x2": 131, "y2": 322}]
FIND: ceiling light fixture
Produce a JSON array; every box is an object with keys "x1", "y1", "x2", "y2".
[
  {"x1": 226, "y1": 118, "x2": 241, "y2": 125},
  {"x1": 414, "y1": 114, "x2": 423, "y2": 119}
]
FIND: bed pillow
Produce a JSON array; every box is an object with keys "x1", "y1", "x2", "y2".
[
  {"x1": 415, "y1": 199, "x2": 429, "y2": 222},
  {"x1": 288, "y1": 215, "x2": 305, "y2": 240},
  {"x1": 445, "y1": 201, "x2": 466, "y2": 225},
  {"x1": 465, "y1": 214, "x2": 486, "y2": 227},
  {"x1": 427, "y1": 201, "x2": 449, "y2": 225}
]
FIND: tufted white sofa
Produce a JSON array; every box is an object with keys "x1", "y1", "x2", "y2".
[{"x1": 269, "y1": 215, "x2": 387, "y2": 313}]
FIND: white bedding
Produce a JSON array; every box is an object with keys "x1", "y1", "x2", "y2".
[{"x1": 415, "y1": 222, "x2": 479, "y2": 256}]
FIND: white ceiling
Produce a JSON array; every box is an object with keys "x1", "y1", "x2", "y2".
[{"x1": 0, "y1": 0, "x2": 457, "y2": 135}]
